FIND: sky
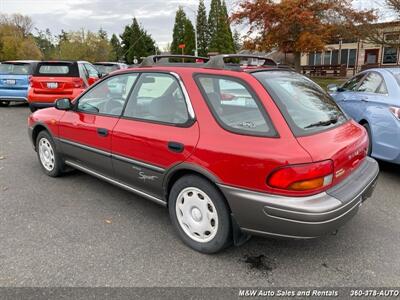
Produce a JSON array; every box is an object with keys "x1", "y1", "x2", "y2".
[{"x1": 0, "y1": 0, "x2": 396, "y2": 49}]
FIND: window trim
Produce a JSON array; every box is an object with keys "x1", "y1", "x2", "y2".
[
  {"x1": 73, "y1": 72, "x2": 139, "y2": 118},
  {"x1": 340, "y1": 72, "x2": 368, "y2": 92},
  {"x1": 381, "y1": 46, "x2": 399, "y2": 65},
  {"x1": 193, "y1": 73, "x2": 279, "y2": 138},
  {"x1": 251, "y1": 69, "x2": 348, "y2": 137},
  {"x1": 356, "y1": 71, "x2": 388, "y2": 95},
  {"x1": 120, "y1": 71, "x2": 196, "y2": 128}
]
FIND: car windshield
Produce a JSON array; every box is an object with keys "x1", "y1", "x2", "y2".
[
  {"x1": 0, "y1": 63, "x2": 31, "y2": 75},
  {"x1": 253, "y1": 70, "x2": 347, "y2": 136},
  {"x1": 94, "y1": 64, "x2": 119, "y2": 74}
]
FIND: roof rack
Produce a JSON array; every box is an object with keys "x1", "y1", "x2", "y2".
[
  {"x1": 140, "y1": 55, "x2": 209, "y2": 67},
  {"x1": 204, "y1": 54, "x2": 277, "y2": 70}
]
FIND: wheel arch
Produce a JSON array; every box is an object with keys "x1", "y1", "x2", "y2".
[
  {"x1": 163, "y1": 164, "x2": 227, "y2": 208},
  {"x1": 31, "y1": 123, "x2": 53, "y2": 150},
  {"x1": 163, "y1": 163, "x2": 250, "y2": 245}
]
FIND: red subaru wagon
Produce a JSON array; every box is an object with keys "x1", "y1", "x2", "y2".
[{"x1": 28, "y1": 55, "x2": 379, "y2": 253}]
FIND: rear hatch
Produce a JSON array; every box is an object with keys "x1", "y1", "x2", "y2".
[
  {"x1": 31, "y1": 62, "x2": 82, "y2": 95},
  {"x1": 253, "y1": 70, "x2": 368, "y2": 187},
  {"x1": 0, "y1": 62, "x2": 32, "y2": 91}
]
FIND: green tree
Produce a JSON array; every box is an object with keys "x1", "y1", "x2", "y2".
[
  {"x1": 98, "y1": 27, "x2": 108, "y2": 40},
  {"x1": 120, "y1": 18, "x2": 157, "y2": 63},
  {"x1": 219, "y1": 0, "x2": 235, "y2": 53},
  {"x1": 196, "y1": 0, "x2": 208, "y2": 56},
  {"x1": 208, "y1": 0, "x2": 235, "y2": 54},
  {"x1": 34, "y1": 28, "x2": 56, "y2": 59},
  {"x1": 55, "y1": 29, "x2": 112, "y2": 61},
  {"x1": 0, "y1": 15, "x2": 42, "y2": 60},
  {"x1": 170, "y1": 7, "x2": 195, "y2": 55},
  {"x1": 233, "y1": 29, "x2": 242, "y2": 52},
  {"x1": 208, "y1": 0, "x2": 220, "y2": 53},
  {"x1": 109, "y1": 33, "x2": 122, "y2": 61}
]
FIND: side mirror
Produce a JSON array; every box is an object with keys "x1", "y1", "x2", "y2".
[
  {"x1": 55, "y1": 98, "x2": 72, "y2": 110},
  {"x1": 327, "y1": 84, "x2": 338, "y2": 93},
  {"x1": 98, "y1": 72, "x2": 107, "y2": 79}
]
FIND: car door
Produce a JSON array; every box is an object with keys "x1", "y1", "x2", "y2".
[
  {"x1": 353, "y1": 71, "x2": 387, "y2": 122},
  {"x1": 111, "y1": 72, "x2": 199, "y2": 199},
  {"x1": 58, "y1": 73, "x2": 138, "y2": 175},
  {"x1": 333, "y1": 73, "x2": 366, "y2": 119}
]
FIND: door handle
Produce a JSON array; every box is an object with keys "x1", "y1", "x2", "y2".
[
  {"x1": 168, "y1": 141, "x2": 184, "y2": 153},
  {"x1": 97, "y1": 128, "x2": 108, "y2": 137}
]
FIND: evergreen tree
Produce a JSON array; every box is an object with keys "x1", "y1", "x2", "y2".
[
  {"x1": 196, "y1": 0, "x2": 208, "y2": 57},
  {"x1": 109, "y1": 33, "x2": 122, "y2": 61},
  {"x1": 120, "y1": 18, "x2": 156, "y2": 63},
  {"x1": 208, "y1": 0, "x2": 235, "y2": 54},
  {"x1": 98, "y1": 27, "x2": 108, "y2": 40},
  {"x1": 34, "y1": 28, "x2": 55, "y2": 59},
  {"x1": 233, "y1": 29, "x2": 242, "y2": 52},
  {"x1": 170, "y1": 7, "x2": 195, "y2": 55},
  {"x1": 208, "y1": 0, "x2": 220, "y2": 53},
  {"x1": 219, "y1": 0, "x2": 235, "y2": 53}
]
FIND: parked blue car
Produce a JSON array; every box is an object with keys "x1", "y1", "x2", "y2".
[
  {"x1": 0, "y1": 60, "x2": 38, "y2": 107},
  {"x1": 328, "y1": 68, "x2": 400, "y2": 164}
]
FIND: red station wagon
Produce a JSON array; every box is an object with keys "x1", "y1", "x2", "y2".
[
  {"x1": 28, "y1": 60, "x2": 100, "y2": 112},
  {"x1": 28, "y1": 55, "x2": 379, "y2": 253}
]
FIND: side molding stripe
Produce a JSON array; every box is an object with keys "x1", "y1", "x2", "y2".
[{"x1": 64, "y1": 160, "x2": 166, "y2": 206}]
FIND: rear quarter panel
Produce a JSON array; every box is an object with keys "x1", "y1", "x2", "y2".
[{"x1": 176, "y1": 68, "x2": 313, "y2": 193}]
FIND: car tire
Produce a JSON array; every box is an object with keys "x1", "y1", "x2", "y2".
[
  {"x1": 36, "y1": 131, "x2": 64, "y2": 177},
  {"x1": 362, "y1": 123, "x2": 372, "y2": 156},
  {"x1": 168, "y1": 175, "x2": 232, "y2": 254},
  {"x1": 0, "y1": 101, "x2": 10, "y2": 107},
  {"x1": 29, "y1": 105, "x2": 37, "y2": 113}
]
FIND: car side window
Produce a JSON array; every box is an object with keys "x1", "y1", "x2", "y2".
[
  {"x1": 341, "y1": 74, "x2": 365, "y2": 91},
  {"x1": 123, "y1": 73, "x2": 190, "y2": 125},
  {"x1": 195, "y1": 75, "x2": 276, "y2": 136},
  {"x1": 377, "y1": 80, "x2": 388, "y2": 94},
  {"x1": 84, "y1": 63, "x2": 99, "y2": 78},
  {"x1": 357, "y1": 72, "x2": 384, "y2": 93},
  {"x1": 77, "y1": 73, "x2": 138, "y2": 116}
]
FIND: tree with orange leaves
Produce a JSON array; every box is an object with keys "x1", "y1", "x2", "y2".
[{"x1": 231, "y1": 0, "x2": 377, "y2": 70}]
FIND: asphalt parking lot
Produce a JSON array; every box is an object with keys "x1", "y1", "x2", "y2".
[{"x1": 0, "y1": 103, "x2": 399, "y2": 287}]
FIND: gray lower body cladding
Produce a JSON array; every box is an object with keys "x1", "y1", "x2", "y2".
[{"x1": 218, "y1": 157, "x2": 379, "y2": 239}]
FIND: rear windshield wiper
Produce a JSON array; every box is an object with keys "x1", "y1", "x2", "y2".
[{"x1": 304, "y1": 117, "x2": 338, "y2": 129}]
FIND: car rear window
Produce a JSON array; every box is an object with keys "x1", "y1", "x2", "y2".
[
  {"x1": 0, "y1": 63, "x2": 32, "y2": 75},
  {"x1": 94, "y1": 64, "x2": 119, "y2": 74},
  {"x1": 253, "y1": 71, "x2": 347, "y2": 136},
  {"x1": 195, "y1": 74, "x2": 277, "y2": 137},
  {"x1": 34, "y1": 62, "x2": 79, "y2": 77}
]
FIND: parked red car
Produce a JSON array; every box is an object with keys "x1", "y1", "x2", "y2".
[
  {"x1": 28, "y1": 61, "x2": 100, "y2": 112},
  {"x1": 28, "y1": 55, "x2": 379, "y2": 253}
]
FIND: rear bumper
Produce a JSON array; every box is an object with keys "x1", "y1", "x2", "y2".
[
  {"x1": 0, "y1": 89, "x2": 28, "y2": 102},
  {"x1": 219, "y1": 157, "x2": 379, "y2": 239},
  {"x1": 28, "y1": 91, "x2": 80, "y2": 104},
  {"x1": 0, "y1": 96, "x2": 27, "y2": 102},
  {"x1": 29, "y1": 102, "x2": 55, "y2": 108}
]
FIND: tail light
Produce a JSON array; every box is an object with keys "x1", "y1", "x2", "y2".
[
  {"x1": 389, "y1": 106, "x2": 400, "y2": 120},
  {"x1": 72, "y1": 78, "x2": 85, "y2": 88},
  {"x1": 267, "y1": 160, "x2": 333, "y2": 193}
]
